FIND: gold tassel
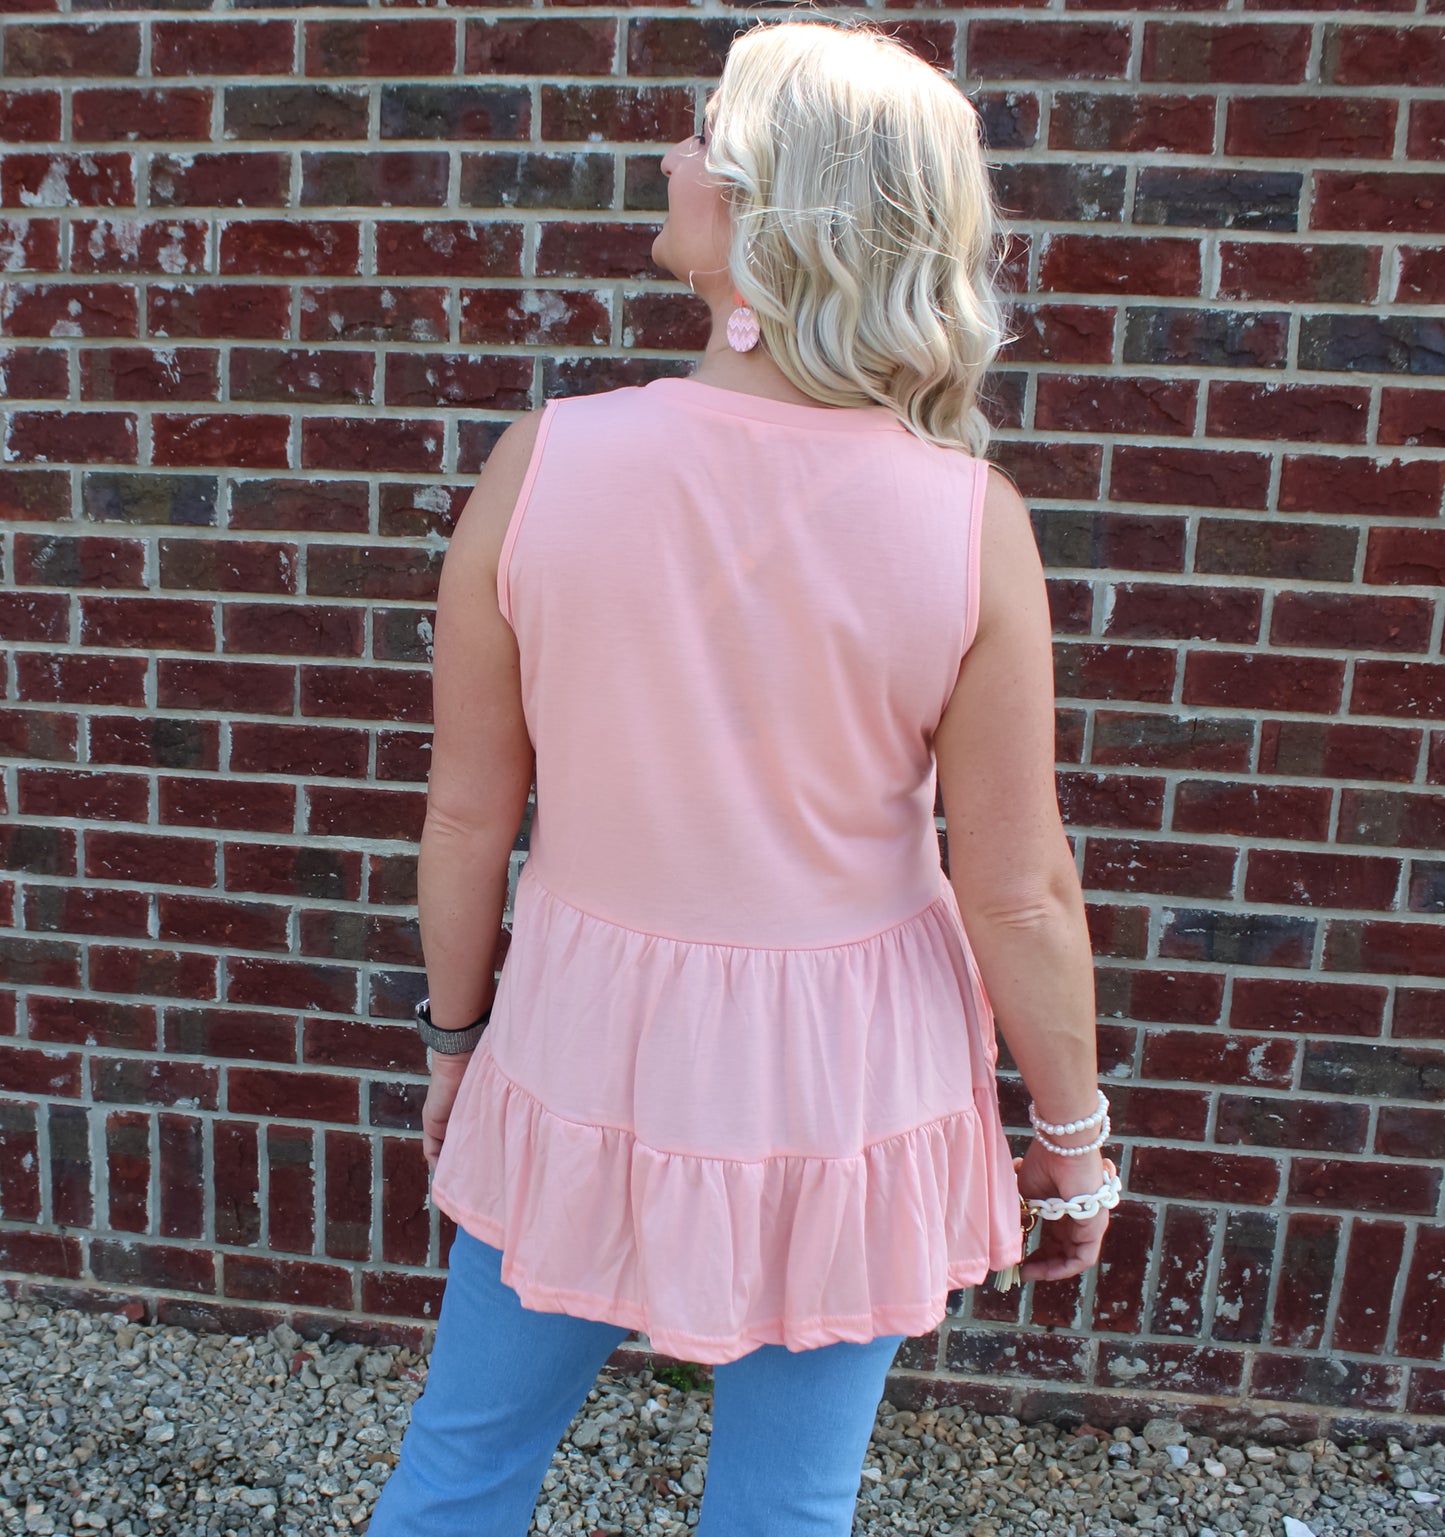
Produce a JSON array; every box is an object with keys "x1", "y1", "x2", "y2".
[
  {"x1": 989, "y1": 1194, "x2": 1038, "y2": 1291},
  {"x1": 989, "y1": 1263, "x2": 1020, "y2": 1292}
]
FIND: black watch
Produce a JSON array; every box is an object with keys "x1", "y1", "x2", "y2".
[{"x1": 414, "y1": 996, "x2": 492, "y2": 1054}]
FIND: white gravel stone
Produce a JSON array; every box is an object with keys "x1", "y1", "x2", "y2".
[{"x1": 2, "y1": 1295, "x2": 1442, "y2": 1535}]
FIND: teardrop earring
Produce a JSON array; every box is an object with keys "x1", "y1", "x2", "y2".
[{"x1": 726, "y1": 288, "x2": 760, "y2": 352}]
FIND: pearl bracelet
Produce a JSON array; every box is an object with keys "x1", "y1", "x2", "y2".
[
  {"x1": 1035, "y1": 1116, "x2": 1111, "y2": 1156},
  {"x1": 1028, "y1": 1089, "x2": 1108, "y2": 1137}
]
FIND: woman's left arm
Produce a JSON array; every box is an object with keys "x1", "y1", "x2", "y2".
[{"x1": 418, "y1": 409, "x2": 545, "y2": 1163}]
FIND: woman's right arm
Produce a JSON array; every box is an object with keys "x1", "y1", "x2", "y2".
[{"x1": 934, "y1": 463, "x2": 1111, "y2": 1282}]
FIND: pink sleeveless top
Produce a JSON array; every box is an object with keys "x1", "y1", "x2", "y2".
[{"x1": 429, "y1": 375, "x2": 1024, "y2": 1363}]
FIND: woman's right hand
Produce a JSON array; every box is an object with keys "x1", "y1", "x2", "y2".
[{"x1": 1012, "y1": 1142, "x2": 1115, "y2": 1284}]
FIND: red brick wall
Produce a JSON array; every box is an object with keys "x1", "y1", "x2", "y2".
[{"x1": 1, "y1": 4, "x2": 1442, "y2": 1439}]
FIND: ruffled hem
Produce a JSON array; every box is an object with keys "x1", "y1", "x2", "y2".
[{"x1": 429, "y1": 1047, "x2": 1024, "y2": 1366}]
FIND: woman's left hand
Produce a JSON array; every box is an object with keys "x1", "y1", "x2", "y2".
[{"x1": 422, "y1": 1054, "x2": 473, "y2": 1174}]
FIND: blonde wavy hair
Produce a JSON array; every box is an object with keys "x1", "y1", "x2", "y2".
[{"x1": 700, "y1": 10, "x2": 1017, "y2": 457}]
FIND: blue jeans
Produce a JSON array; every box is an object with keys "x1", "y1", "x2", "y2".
[{"x1": 366, "y1": 1224, "x2": 906, "y2": 1536}]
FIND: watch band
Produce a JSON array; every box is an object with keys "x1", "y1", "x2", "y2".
[{"x1": 414, "y1": 996, "x2": 492, "y2": 1054}]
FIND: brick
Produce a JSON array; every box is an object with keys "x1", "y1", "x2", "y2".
[
  {"x1": 1133, "y1": 167, "x2": 1301, "y2": 234},
  {"x1": 157, "y1": 895, "x2": 289, "y2": 954},
  {"x1": 539, "y1": 84, "x2": 693, "y2": 146},
  {"x1": 299, "y1": 284, "x2": 448, "y2": 343},
  {"x1": 21, "y1": 496, "x2": 146, "y2": 572},
  {"x1": 5, "y1": 410, "x2": 136, "y2": 466},
  {"x1": 0, "y1": 590, "x2": 67, "y2": 642},
  {"x1": 1213, "y1": 1209, "x2": 1275, "y2": 1343},
  {"x1": 72, "y1": 88, "x2": 211, "y2": 144},
  {"x1": 1090, "y1": 711, "x2": 1253, "y2": 772},
  {"x1": 1271, "y1": 1213, "x2": 1340, "y2": 1350},
  {"x1": 301, "y1": 418, "x2": 443, "y2": 474},
  {"x1": 151, "y1": 20, "x2": 295, "y2": 78},
  {"x1": 1046, "y1": 578, "x2": 1093, "y2": 636},
  {"x1": 1182, "y1": 651, "x2": 1345, "y2": 713},
  {"x1": 304, "y1": 19, "x2": 456, "y2": 77},
  {"x1": 229, "y1": 479, "x2": 368, "y2": 534},
  {"x1": 1035, "y1": 373, "x2": 1194, "y2": 437},
  {"x1": 1218, "y1": 240, "x2": 1381, "y2": 305},
  {"x1": 1364, "y1": 527, "x2": 1445, "y2": 585},
  {"x1": 2, "y1": 285, "x2": 136, "y2": 342},
  {"x1": 994, "y1": 304, "x2": 1114, "y2": 367},
  {"x1": 385, "y1": 352, "x2": 531, "y2": 411},
  {"x1": 150, "y1": 154, "x2": 289, "y2": 212},
  {"x1": 225, "y1": 85, "x2": 369, "y2": 143},
  {"x1": 226, "y1": 958, "x2": 358, "y2": 1014},
  {"x1": 80, "y1": 348, "x2": 218, "y2": 405},
  {"x1": 1142, "y1": 1029, "x2": 1295, "y2": 1091},
  {"x1": 1122, "y1": 306, "x2": 1288, "y2": 369},
  {"x1": 1396, "y1": 245, "x2": 1445, "y2": 304},
  {"x1": 1085, "y1": 901, "x2": 1151, "y2": 960},
  {"x1": 1244, "y1": 849, "x2": 1400, "y2": 912},
  {"x1": 229, "y1": 722, "x2": 367, "y2": 779},
  {"x1": 378, "y1": 221, "x2": 524, "y2": 280},
  {"x1": 1055, "y1": 771, "x2": 1164, "y2": 831},
  {"x1": 0, "y1": 708, "x2": 76, "y2": 763},
  {"x1": 3, "y1": 22, "x2": 141, "y2": 77},
  {"x1": 1053, "y1": 642, "x2": 1176, "y2": 703},
  {"x1": 1380, "y1": 387, "x2": 1445, "y2": 449},
  {"x1": 1271, "y1": 591, "x2": 1433, "y2": 652},
  {"x1": 1172, "y1": 780, "x2": 1331, "y2": 842},
  {"x1": 306, "y1": 786, "x2": 425, "y2": 842},
  {"x1": 1130, "y1": 1147, "x2": 1281, "y2": 1206},
  {"x1": 535, "y1": 220, "x2": 667, "y2": 282},
  {"x1": 79, "y1": 596, "x2": 214, "y2": 652},
  {"x1": 1031, "y1": 510, "x2": 1186, "y2": 574},
  {"x1": 300, "y1": 665, "x2": 432, "y2": 724},
  {"x1": 375, "y1": 729, "x2": 430, "y2": 784},
  {"x1": 16, "y1": 652, "x2": 146, "y2": 707},
  {"x1": 18, "y1": 767, "x2": 148, "y2": 823},
  {"x1": 1376, "y1": 1105, "x2": 1445, "y2": 1160},
  {"x1": 1, "y1": 154, "x2": 134, "y2": 210},
  {"x1": 89, "y1": 945, "x2": 216, "y2": 1001},
  {"x1": 70, "y1": 219, "x2": 208, "y2": 278},
  {"x1": 0, "y1": 87, "x2": 62, "y2": 142},
  {"x1": 85, "y1": 830, "x2": 216, "y2": 889},
  {"x1": 1217, "y1": 1094, "x2": 1368, "y2": 1155},
  {"x1": 1207, "y1": 383, "x2": 1369, "y2": 445},
  {"x1": 0, "y1": 217, "x2": 61, "y2": 276},
  {"x1": 152, "y1": 414, "x2": 289, "y2": 470},
  {"x1": 1110, "y1": 445, "x2": 1271, "y2": 510},
  {"x1": 1249, "y1": 1353, "x2": 1402, "y2": 1413},
  {"x1": 219, "y1": 221, "x2": 361, "y2": 279},
  {"x1": 1302, "y1": 1040, "x2": 1445, "y2": 1102},
  {"x1": 1331, "y1": 1218, "x2": 1408, "y2": 1355},
  {"x1": 300, "y1": 151, "x2": 449, "y2": 210},
  {"x1": 23, "y1": 884, "x2": 148, "y2": 940},
  {"x1": 1324, "y1": 23, "x2": 1445, "y2": 87},
  {"x1": 223, "y1": 842, "x2": 361, "y2": 902},
  {"x1": 1142, "y1": 22, "x2": 1311, "y2": 83},
  {"x1": 1326, "y1": 919, "x2": 1445, "y2": 979},
  {"x1": 157, "y1": 659, "x2": 295, "y2": 716},
  {"x1": 1409, "y1": 859, "x2": 1445, "y2": 914},
  {"x1": 1087, "y1": 1200, "x2": 1156, "y2": 1333},
  {"x1": 1037, "y1": 234, "x2": 1201, "y2": 298},
  {"x1": 0, "y1": 825, "x2": 75, "y2": 879},
  {"x1": 0, "y1": 346, "x2": 67, "y2": 399},
  {"x1": 213, "y1": 1120, "x2": 260, "y2": 1245},
  {"x1": 1289, "y1": 1157, "x2": 1440, "y2": 1216},
  {"x1": 1098, "y1": 968, "x2": 1224, "y2": 1029},
  {"x1": 381, "y1": 84, "x2": 529, "y2": 143},
  {"x1": 992, "y1": 163, "x2": 1129, "y2": 228},
  {"x1": 1225, "y1": 95, "x2": 1395, "y2": 161},
  {"x1": 1280, "y1": 453, "x2": 1445, "y2": 519},
  {"x1": 969, "y1": 20, "x2": 1129, "y2": 80},
  {"x1": 1408, "y1": 99, "x2": 1445, "y2": 161},
  {"x1": 1145, "y1": 1205, "x2": 1216, "y2": 1336},
  {"x1": 306, "y1": 545, "x2": 441, "y2": 602},
  {"x1": 945, "y1": 1326, "x2": 1090, "y2": 1380},
  {"x1": 299, "y1": 910, "x2": 420, "y2": 967},
  {"x1": 1161, "y1": 908, "x2": 1314, "y2": 968},
  {"x1": 1340, "y1": 787, "x2": 1445, "y2": 850},
  {"x1": 230, "y1": 348, "x2": 374, "y2": 406},
  {"x1": 1049, "y1": 91, "x2": 1214, "y2": 156},
  {"x1": 82, "y1": 470, "x2": 216, "y2": 531},
  {"x1": 1259, "y1": 719, "x2": 1420, "y2": 783},
  {"x1": 1082, "y1": 837, "x2": 1237, "y2": 899},
  {"x1": 149, "y1": 283, "x2": 291, "y2": 342},
  {"x1": 159, "y1": 539, "x2": 297, "y2": 594},
  {"x1": 222, "y1": 604, "x2": 363, "y2": 660},
  {"x1": 373, "y1": 606, "x2": 441, "y2": 661},
  {"x1": 89, "y1": 716, "x2": 217, "y2": 772},
  {"x1": 159, "y1": 776, "x2": 295, "y2": 835}
]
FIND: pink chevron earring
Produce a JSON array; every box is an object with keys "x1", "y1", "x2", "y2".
[{"x1": 726, "y1": 287, "x2": 760, "y2": 352}]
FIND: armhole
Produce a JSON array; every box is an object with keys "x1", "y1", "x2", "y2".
[
  {"x1": 497, "y1": 396, "x2": 561, "y2": 632},
  {"x1": 958, "y1": 457, "x2": 987, "y2": 659}
]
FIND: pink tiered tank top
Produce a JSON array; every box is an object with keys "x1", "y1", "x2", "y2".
[{"x1": 428, "y1": 374, "x2": 1024, "y2": 1364}]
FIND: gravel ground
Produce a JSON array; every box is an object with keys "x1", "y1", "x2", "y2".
[{"x1": 3, "y1": 1293, "x2": 1442, "y2": 1537}]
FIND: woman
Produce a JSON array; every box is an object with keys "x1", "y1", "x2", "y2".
[{"x1": 367, "y1": 13, "x2": 1115, "y2": 1536}]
